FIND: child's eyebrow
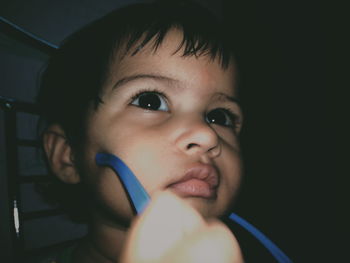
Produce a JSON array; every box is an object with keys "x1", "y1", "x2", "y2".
[
  {"x1": 214, "y1": 92, "x2": 240, "y2": 106},
  {"x1": 112, "y1": 74, "x2": 181, "y2": 90}
]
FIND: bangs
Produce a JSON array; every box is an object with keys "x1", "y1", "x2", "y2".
[{"x1": 112, "y1": 1, "x2": 233, "y2": 69}]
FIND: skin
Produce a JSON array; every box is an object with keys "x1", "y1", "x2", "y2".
[
  {"x1": 121, "y1": 190, "x2": 243, "y2": 263},
  {"x1": 44, "y1": 29, "x2": 243, "y2": 262}
]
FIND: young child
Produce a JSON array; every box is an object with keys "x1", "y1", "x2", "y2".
[{"x1": 37, "y1": 1, "x2": 247, "y2": 262}]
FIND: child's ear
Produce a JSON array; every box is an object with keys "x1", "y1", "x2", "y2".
[{"x1": 42, "y1": 124, "x2": 80, "y2": 184}]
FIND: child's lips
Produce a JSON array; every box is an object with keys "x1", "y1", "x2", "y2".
[{"x1": 167, "y1": 164, "x2": 219, "y2": 199}]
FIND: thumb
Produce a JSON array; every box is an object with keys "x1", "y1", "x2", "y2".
[
  {"x1": 121, "y1": 190, "x2": 206, "y2": 263},
  {"x1": 167, "y1": 221, "x2": 244, "y2": 263}
]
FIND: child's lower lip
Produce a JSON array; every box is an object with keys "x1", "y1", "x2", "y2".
[{"x1": 167, "y1": 179, "x2": 217, "y2": 199}]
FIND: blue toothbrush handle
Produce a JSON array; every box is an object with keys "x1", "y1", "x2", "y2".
[
  {"x1": 95, "y1": 153, "x2": 150, "y2": 214},
  {"x1": 229, "y1": 213, "x2": 293, "y2": 263}
]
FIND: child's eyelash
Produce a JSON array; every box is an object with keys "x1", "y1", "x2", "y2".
[
  {"x1": 128, "y1": 90, "x2": 241, "y2": 127},
  {"x1": 219, "y1": 107, "x2": 241, "y2": 125},
  {"x1": 129, "y1": 88, "x2": 167, "y2": 104}
]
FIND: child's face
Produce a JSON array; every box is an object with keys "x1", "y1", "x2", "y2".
[{"x1": 79, "y1": 30, "x2": 242, "y2": 223}]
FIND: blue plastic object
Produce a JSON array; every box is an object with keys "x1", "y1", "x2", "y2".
[
  {"x1": 95, "y1": 153, "x2": 150, "y2": 214},
  {"x1": 95, "y1": 152, "x2": 292, "y2": 263},
  {"x1": 228, "y1": 213, "x2": 292, "y2": 263}
]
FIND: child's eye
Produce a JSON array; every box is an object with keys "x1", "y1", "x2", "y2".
[
  {"x1": 206, "y1": 108, "x2": 239, "y2": 128},
  {"x1": 131, "y1": 91, "x2": 169, "y2": 111}
]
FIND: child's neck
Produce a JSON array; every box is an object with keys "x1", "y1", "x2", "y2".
[{"x1": 74, "y1": 215, "x2": 128, "y2": 263}]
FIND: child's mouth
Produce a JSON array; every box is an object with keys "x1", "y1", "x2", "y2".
[{"x1": 167, "y1": 164, "x2": 219, "y2": 199}]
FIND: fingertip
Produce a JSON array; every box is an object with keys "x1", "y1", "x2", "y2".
[
  {"x1": 146, "y1": 190, "x2": 205, "y2": 230},
  {"x1": 123, "y1": 190, "x2": 207, "y2": 262}
]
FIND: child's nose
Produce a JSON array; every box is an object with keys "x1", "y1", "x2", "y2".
[{"x1": 174, "y1": 117, "x2": 221, "y2": 159}]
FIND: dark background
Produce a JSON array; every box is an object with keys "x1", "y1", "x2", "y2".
[
  {"x1": 225, "y1": 1, "x2": 337, "y2": 262},
  {"x1": 0, "y1": 0, "x2": 336, "y2": 262}
]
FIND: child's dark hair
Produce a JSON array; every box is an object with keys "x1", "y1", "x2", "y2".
[{"x1": 37, "y1": 0, "x2": 237, "y2": 222}]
